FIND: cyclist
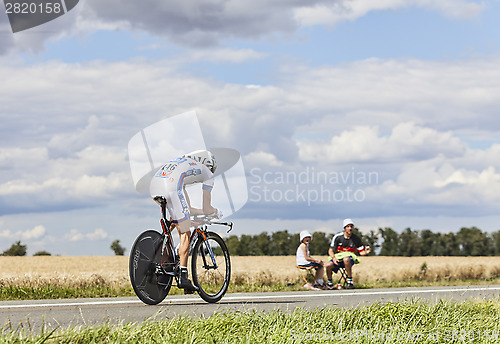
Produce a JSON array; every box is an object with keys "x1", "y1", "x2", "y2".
[{"x1": 150, "y1": 149, "x2": 222, "y2": 292}]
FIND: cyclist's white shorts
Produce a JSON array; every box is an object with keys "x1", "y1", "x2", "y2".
[{"x1": 165, "y1": 189, "x2": 190, "y2": 230}]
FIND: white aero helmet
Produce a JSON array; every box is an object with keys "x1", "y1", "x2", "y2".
[
  {"x1": 183, "y1": 149, "x2": 217, "y2": 173},
  {"x1": 343, "y1": 218, "x2": 355, "y2": 228},
  {"x1": 300, "y1": 230, "x2": 312, "y2": 242}
]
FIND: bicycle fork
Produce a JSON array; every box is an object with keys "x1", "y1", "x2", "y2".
[
  {"x1": 194, "y1": 228, "x2": 218, "y2": 270},
  {"x1": 202, "y1": 241, "x2": 218, "y2": 270}
]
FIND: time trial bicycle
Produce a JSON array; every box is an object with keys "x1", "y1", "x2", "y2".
[{"x1": 129, "y1": 196, "x2": 232, "y2": 304}]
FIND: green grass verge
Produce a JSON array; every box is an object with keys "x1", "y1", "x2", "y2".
[
  {"x1": 2, "y1": 299, "x2": 499, "y2": 343},
  {"x1": 0, "y1": 286, "x2": 135, "y2": 301}
]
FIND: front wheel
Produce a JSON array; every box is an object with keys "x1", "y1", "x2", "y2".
[
  {"x1": 129, "y1": 230, "x2": 172, "y2": 305},
  {"x1": 191, "y1": 231, "x2": 231, "y2": 303}
]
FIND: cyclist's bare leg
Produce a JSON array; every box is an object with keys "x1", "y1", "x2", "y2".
[
  {"x1": 177, "y1": 220, "x2": 191, "y2": 267},
  {"x1": 177, "y1": 219, "x2": 197, "y2": 292}
]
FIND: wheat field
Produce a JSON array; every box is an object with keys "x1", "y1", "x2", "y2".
[
  {"x1": 1, "y1": 256, "x2": 500, "y2": 289},
  {"x1": 228, "y1": 256, "x2": 500, "y2": 286}
]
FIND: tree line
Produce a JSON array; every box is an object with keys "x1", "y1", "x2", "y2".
[
  {"x1": 225, "y1": 227, "x2": 500, "y2": 257},
  {"x1": 0, "y1": 241, "x2": 50, "y2": 256},
  {"x1": 1, "y1": 240, "x2": 127, "y2": 256},
  {"x1": 4, "y1": 227, "x2": 500, "y2": 257}
]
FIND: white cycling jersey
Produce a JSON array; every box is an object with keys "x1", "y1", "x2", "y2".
[{"x1": 150, "y1": 156, "x2": 214, "y2": 223}]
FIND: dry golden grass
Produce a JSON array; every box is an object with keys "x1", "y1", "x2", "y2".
[
  {"x1": 352, "y1": 256, "x2": 500, "y2": 284},
  {"x1": 0, "y1": 256, "x2": 129, "y2": 289},
  {"x1": 231, "y1": 256, "x2": 500, "y2": 286},
  {"x1": 1, "y1": 256, "x2": 500, "y2": 289}
]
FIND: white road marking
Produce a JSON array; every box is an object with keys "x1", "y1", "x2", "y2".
[{"x1": 1, "y1": 286, "x2": 499, "y2": 310}]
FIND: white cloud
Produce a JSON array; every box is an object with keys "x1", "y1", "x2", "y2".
[
  {"x1": 294, "y1": 0, "x2": 485, "y2": 26},
  {"x1": 87, "y1": 228, "x2": 108, "y2": 240},
  {"x1": 0, "y1": 142, "x2": 132, "y2": 214},
  {"x1": 3, "y1": 56, "x2": 500, "y2": 151},
  {"x1": 184, "y1": 48, "x2": 268, "y2": 64},
  {"x1": 423, "y1": 0, "x2": 485, "y2": 19},
  {"x1": 65, "y1": 228, "x2": 108, "y2": 242},
  {"x1": 0, "y1": 225, "x2": 46, "y2": 240},
  {"x1": 65, "y1": 229, "x2": 84, "y2": 242},
  {"x1": 365, "y1": 146, "x2": 500, "y2": 209},
  {"x1": 78, "y1": 0, "x2": 303, "y2": 47},
  {"x1": 0, "y1": 172, "x2": 131, "y2": 205},
  {"x1": 244, "y1": 151, "x2": 284, "y2": 167},
  {"x1": 2, "y1": 56, "x2": 500, "y2": 218},
  {"x1": 298, "y1": 122, "x2": 466, "y2": 164},
  {"x1": 286, "y1": 58, "x2": 500, "y2": 133},
  {"x1": 0, "y1": 147, "x2": 49, "y2": 171},
  {"x1": 295, "y1": 121, "x2": 500, "y2": 214},
  {"x1": 23, "y1": 225, "x2": 47, "y2": 239}
]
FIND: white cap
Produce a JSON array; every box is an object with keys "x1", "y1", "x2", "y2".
[
  {"x1": 300, "y1": 230, "x2": 312, "y2": 242},
  {"x1": 343, "y1": 218, "x2": 355, "y2": 228}
]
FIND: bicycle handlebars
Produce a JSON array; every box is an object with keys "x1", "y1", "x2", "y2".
[{"x1": 191, "y1": 214, "x2": 233, "y2": 233}]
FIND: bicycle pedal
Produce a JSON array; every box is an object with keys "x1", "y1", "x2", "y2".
[{"x1": 184, "y1": 289, "x2": 195, "y2": 295}]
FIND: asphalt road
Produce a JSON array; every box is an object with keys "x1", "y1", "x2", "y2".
[{"x1": 1, "y1": 285, "x2": 500, "y2": 332}]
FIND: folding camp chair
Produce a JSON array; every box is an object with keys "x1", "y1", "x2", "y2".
[
  {"x1": 297, "y1": 265, "x2": 315, "y2": 284},
  {"x1": 333, "y1": 252, "x2": 359, "y2": 288},
  {"x1": 296, "y1": 265, "x2": 321, "y2": 290},
  {"x1": 336, "y1": 266, "x2": 348, "y2": 288}
]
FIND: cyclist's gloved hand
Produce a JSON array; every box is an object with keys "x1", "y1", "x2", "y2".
[{"x1": 216, "y1": 208, "x2": 223, "y2": 219}]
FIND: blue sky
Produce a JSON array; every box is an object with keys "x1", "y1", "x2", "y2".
[{"x1": 2, "y1": 0, "x2": 500, "y2": 255}]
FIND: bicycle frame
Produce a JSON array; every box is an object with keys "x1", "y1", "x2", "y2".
[
  {"x1": 154, "y1": 196, "x2": 178, "y2": 277},
  {"x1": 153, "y1": 196, "x2": 232, "y2": 276}
]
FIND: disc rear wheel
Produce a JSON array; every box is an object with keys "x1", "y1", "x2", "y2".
[{"x1": 129, "y1": 230, "x2": 172, "y2": 305}]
